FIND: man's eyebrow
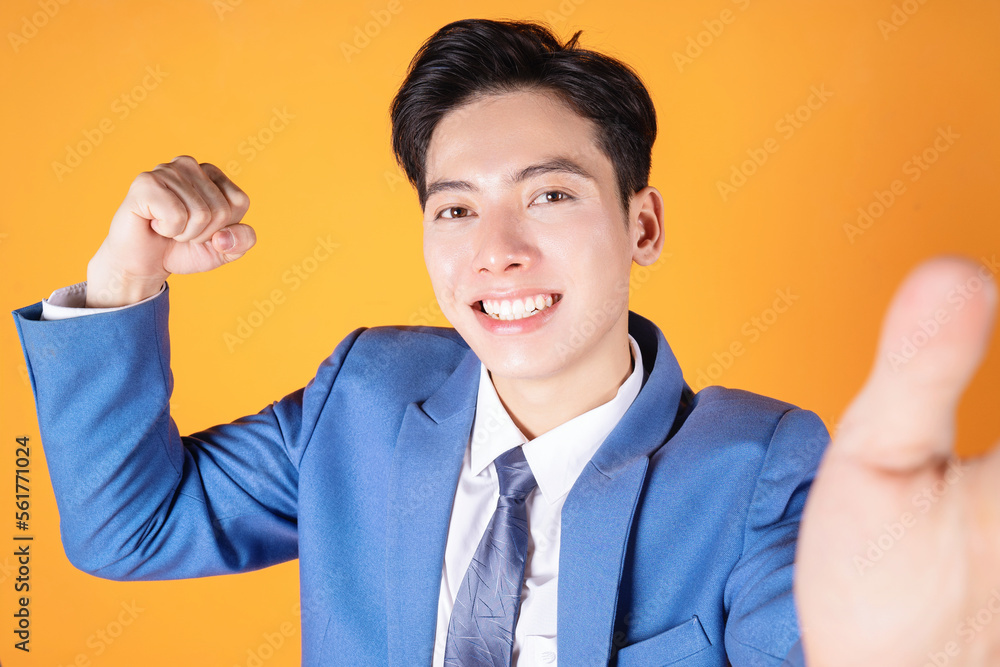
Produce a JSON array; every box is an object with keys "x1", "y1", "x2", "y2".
[{"x1": 424, "y1": 157, "x2": 596, "y2": 201}]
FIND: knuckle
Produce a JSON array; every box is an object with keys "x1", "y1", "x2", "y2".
[
  {"x1": 152, "y1": 162, "x2": 176, "y2": 177},
  {"x1": 211, "y1": 202, "x2": 232, "y2": 226},
  {"x1": 131, "y1": 171, "x2": 157, "y2": 190},
  {"x1": 187, "y1": 203, "x2": 212, "y2": 227},
  {"x1": 231, "y1": 189, "x2": 250, "y2": 212},
  {"x1": 170, "y1": 155, "x2": 198, "y2": 167}
]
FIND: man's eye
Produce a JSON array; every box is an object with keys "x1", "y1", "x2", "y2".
[
  {"x1": 438, "y1": 206, "x2": 471, "y2": 219},
  {"x1": 532, "y1": 191, "x2": 572, "y2": 205}
]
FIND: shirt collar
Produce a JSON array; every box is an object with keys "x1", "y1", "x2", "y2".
[{"x1": 469, "y1": 335, "x2": 645, "y2": 505}]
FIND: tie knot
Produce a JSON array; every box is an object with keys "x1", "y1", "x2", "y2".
[{"x1": 493, "y1": 446, "x2": 537, "y2": 500}]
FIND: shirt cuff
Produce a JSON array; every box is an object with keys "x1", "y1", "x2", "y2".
[{"x1": 41, "y1": 280, "x2": 166, "y2": 321}]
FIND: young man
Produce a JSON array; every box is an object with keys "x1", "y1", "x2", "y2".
[{"x1": 11, "y1": 18, "x2": 1000, "y2": 667}]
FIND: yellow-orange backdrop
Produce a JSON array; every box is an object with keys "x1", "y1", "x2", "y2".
[{"x1": 2, "y1": 1, "x2": 998, "y2": 665}]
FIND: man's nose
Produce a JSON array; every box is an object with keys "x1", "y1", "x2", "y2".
[{"x1": 473, "y1": 214, "x2": 538, "y2": 274}]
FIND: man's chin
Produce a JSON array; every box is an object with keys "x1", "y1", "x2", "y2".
[
  {"x1": 472, "y1": 345, "x2": 574, "y2": 384},
  {"x1": 451, "y1": 315, "x2": 576, "y2": 372}
]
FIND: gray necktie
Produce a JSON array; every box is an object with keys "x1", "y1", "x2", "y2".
[{"x1": 444, "y1": 445, "x2": 538, "y2": 666}]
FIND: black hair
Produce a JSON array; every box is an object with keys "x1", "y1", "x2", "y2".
[{"x1": 389, "y1": 18, "x2": 657, "y2": 222}]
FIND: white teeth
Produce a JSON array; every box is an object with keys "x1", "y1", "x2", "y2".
[{"x1": 480, "y1": 294, "x2": 559, "y2": 320}]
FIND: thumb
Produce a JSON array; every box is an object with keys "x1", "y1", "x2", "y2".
[
  {"x1": 211, "y1": 223, "x2": 257, "y2": 261},
  {"x1": 833, "y1": 255, "x2": 997, "y2": 471}
]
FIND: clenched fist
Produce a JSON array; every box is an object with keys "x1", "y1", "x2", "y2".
[{"x1": 86, "y1": 156, "x2": 255, "y2": 307}]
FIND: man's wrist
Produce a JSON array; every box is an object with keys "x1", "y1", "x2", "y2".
[
  {"x1": 85, "y1": 264, "x2": 166, "y2": 308},
  {"x1": 85, "y1": 280, "x2": 164, "y2": 308}
]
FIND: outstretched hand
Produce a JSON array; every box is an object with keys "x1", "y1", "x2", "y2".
[{"x1": 797, "y1": 255, "x2": 1000, "y2": 666}]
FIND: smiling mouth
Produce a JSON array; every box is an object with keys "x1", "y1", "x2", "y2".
[{"x1": 478, "y1": 294, "x2": 562, "y2": 320}]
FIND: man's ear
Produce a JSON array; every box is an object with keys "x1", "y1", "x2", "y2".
[{"x1": 629, "y1": 186, "x2": 665, "y2": 266}]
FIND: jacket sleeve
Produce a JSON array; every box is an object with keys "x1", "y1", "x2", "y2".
[
  {"x1": 10, "y1": 281, "x2": 363, "y2": 581},
  {"x1": 722, "y1": 407, "x2": 830, "y2": 666}
]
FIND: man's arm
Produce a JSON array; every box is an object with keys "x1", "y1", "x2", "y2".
[
  {"x1": 12, "y1": 281, "x2": 362, "y2": 580},
  {"x1": 7, "y1": 155, "x2": 326, "y2": 580}
]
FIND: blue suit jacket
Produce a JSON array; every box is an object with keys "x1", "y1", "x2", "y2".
[{"x1": 12, "y1": 283, "x2": 828, "y2": 666}]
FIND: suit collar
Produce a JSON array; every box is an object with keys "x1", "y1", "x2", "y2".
[
  {"x1": 585, "y1": 310, "x2": 686, "y2": 475},
  {"x1": 556, "y1": 311, "x2": 689, "y2": 664},
  {"x1": 416, "y1": 344, "x2": 481, "y2": 422}
]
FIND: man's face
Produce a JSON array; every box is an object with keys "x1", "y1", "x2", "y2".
[{"x1": 422, "y1": 89, "x2": 640, "y2": 384}]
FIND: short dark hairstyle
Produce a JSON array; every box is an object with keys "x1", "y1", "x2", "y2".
[{"x1": 389, "y1": 18, "x2": 657, "y2": 222}]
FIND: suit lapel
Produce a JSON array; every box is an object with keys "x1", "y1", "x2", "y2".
[
  {"x1": 558, "y1": 456, "x2": 650, "y2": 665},
  {"x1": 385, "y1": 349, "x2": 480, "y2": 667},
  {"x1": 558, "y1": 312, "x2": 689, "y2": 665}
]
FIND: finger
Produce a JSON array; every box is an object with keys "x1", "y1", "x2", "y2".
[
  {"x1": 833, "y1": 255, "x2": 997, "y2": 471},
  {"x1": 210, "y1": 223, "x2": 257, "y2": 261},
  {"x1": 144, "y1": 164, "x2": 215, "y2": 240},
  {"x1": 164, "y1": 156, "x2": 233, "y2": 244},
  {"x1": 122, "y1": 170, "x2": 203, "y2": 240},
  {"x1": 200, "y1": 162, "x2": 250, "y2": 223}
]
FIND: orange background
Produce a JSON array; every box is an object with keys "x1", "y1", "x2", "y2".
[{"x1": 2, "y1": 0, "x2": 999, "y2": 665}]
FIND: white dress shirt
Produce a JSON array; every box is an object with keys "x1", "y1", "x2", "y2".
[
  {"x1": 40, "y1": 281, "x2": 645, "y2": 666},
  {"x1": 432, "y1": 336, "x2": 643, "y2": 666}
]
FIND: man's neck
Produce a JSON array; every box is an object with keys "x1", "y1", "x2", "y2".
[{"x1": 489, "y1": 330, "x2": 635, "y2": 440}]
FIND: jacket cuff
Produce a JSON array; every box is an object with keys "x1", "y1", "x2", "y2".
[{"x1": 41, "y1": 280, "x2": 166, "y2": 321}]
